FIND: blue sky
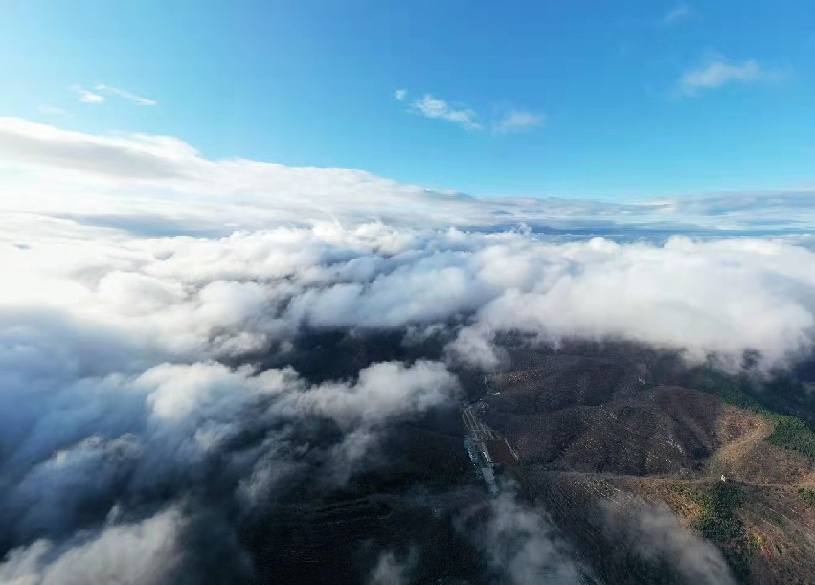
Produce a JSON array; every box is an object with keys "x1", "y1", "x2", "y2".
[{"x1": 2, "y1": 0, "x2": 814, "y2": 200}]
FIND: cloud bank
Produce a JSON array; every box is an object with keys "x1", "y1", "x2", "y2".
[{"x1": 3, "y1": 117, "x2": 814, "y2": 235}]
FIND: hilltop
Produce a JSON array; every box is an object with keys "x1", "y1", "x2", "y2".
[{"x1": 481, "y1": 344, "x2": 815, "y2": 584}]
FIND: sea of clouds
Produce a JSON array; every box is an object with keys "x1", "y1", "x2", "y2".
[{"x1": 1, "y1": 117, "x2": 814, "y2": 583}]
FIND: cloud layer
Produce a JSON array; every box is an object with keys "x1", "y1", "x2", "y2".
[{"x1": 3, "y1": 117, "x2": 815, "y2": 235}]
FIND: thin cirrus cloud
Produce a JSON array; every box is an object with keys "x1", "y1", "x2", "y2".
[
  {"x1": 95, "y1": 84, "x2": 158, "y2": 106},
  {"x1": 677, "y1": 56, "x2": 771, "y2": 96},
  {"x1": 73, "y1": 87, "x2": 105, "y2": 103},
  {"x1": 399, "y1": 90, "x2": 542, "y2": 134},
  {"x1": 72, "y1": 84, "x2": 158, "y2": 106},
  {"x1": 663, "y1": 4, "x2": 693, "y2": 25}
]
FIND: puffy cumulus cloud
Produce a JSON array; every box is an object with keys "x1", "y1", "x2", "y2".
[
  {"x1": 4, "y1": 218, "x2": 815, "y2": 406},
  {"x1": 276, "y1": 361, "x2": 457, "y2": 428},
  {"x1": 23, "y1": 217, "x2": 815, "y2": 373},
  {"x1": 0, "y1": 220, "x2": 471, "y2": 567},
  {"x1": 139, "y1": 224, "x2": 815, "y2": 370},
  {"x1": 272, "y1": 359, "x2": 458, "y2": 484},
  {"x1": 3, "y1": 217, "x2": 815, "y2": 454},
  {"x1": 0, "y1": 359, "x2": 267, "y2": 541},
  {"x1": 453, "y1": 236, "x2": 815, "y2": 369},
  {"x1": 0, "y1": 348, "x2": 455, "y2": 542}
]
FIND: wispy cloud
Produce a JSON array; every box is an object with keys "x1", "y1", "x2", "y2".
[
  {"x1": 492, "y1": 110, "x2": 544, "y2": 134},
  {"x1": 95, "y1": 84, "x2": 158, "y2": 106},
  {"x1": 400, "y1": 92, "x2": 543, "y2": 134},
  {"x1": 677, "y1": 56, "x2": 769, "y2": 96},
  {"x1": 663, "y1": 4, "x2": 692, "y2": 24},
  {"x1": 410, "y1": 94, "x2": 482, "y2": 130},
  {"x1": 73, "y1": 87, "x2": 105, "y2": 104},
  {"x1": 71, "y1": 84, "x2": 157, "y2": 106}
]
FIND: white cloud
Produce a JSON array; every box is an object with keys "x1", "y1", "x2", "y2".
[
  {"x1": 95, "y1": 83, "x2": 158, "y2": 106},
  {"x1": 1, "y1": 117, "x2": 815, "y2": 235},
  {"x1": 276, "y1": 361, "x2": 458, "y2": 429},
  {"x1": 403, "y1": 92, "x2": 543, "y2": 135},
  {"x1": 71, "y1": 84, "x2": 157, "y2": 106},
  {"x1": 411, "y1": 94, "x2": 482, "y2": 130},
  {"x1": 12, "y1": 223, "x2": 811, "y2": 521},
  {"x1": 394, "y1": 88, "x2": 407, "y2": 101},
  {"x1": 677, "y1": 56, "x2": 769, "y2": 96},
  {"x1": 74, "y1": 87, "x2": 105, "y2": 104},
  {"x1": 663, "y1": 4, "x2": 692, "y2": 24},
  {"x1": 454, "y1": 235, "x2": 815, "y2": 369},
  {"x1": 492, "y1": 110, "x2": 544, "y2": 134}
]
